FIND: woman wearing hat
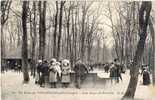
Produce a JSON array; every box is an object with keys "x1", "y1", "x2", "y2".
[
  {"x1": 61, "y1": 59, "x2": 71, "y2": 88},
  {"x1": 49, "y1": 59, "x2": 57, "y2": 88}
]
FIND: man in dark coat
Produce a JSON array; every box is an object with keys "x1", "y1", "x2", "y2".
[
  {"x1": 40, "y1": 60, "x2": 49, "y2": 87},
  {"x1": 110, "y1": 62, "x2": 117, "y2": 84},
  {"x1": 73, "y1": 59, "x2": 88, "y2": 89},
  {"x1": 142, "y1": 69, "x2": 150, "y2": 85},
  {"x1": 104, "y1": 63, "x2": 110, "y2": 73},
  {"x1": 110, "y1": 59, "x2": 122, "y2": 84},
  {"x1": 114, "y1": 59, "x2": 122, "y2": 83}
]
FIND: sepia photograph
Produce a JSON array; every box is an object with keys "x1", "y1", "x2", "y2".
[{"x1": 1, "y1": 0, "x2": 155, "y2": 100}]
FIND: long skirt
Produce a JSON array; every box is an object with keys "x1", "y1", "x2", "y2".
[
  {"x1": 49, "y1": 71, "x2": 57, "y2": 83},
  {"x1": 61, "y1": 74, "x2": 70, "y2": 83}
]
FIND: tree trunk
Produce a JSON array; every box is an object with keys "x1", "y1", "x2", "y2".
[
  {"x1": 22, "y1": 1, "x2": 30, "y2": 83},
  {"x1": 122, "y1": 1, "x2": 152, "y2": 99},
  {"x1": 57, "y1": 1, "x2": 65, "y2": 60},
  {"x1": 29, "y1": 8, "x2": 33, "y2": 76},
  {"x1": 1, "y1": 0, "x2": 12, "y2": 65},
  {"x1": 80, "y1": 7, "x2": 86, "y2": 61},
  {"x1": 38, "y1": 1, "x2": 46, "y2": 60},
  {"x1": 53, "y1": 1, "x2": 58, "y2": 58},
  {"x1": 66, "y1": 6, "x2": 71, "y2": 59},
  {"x1": 148, "y1": 17, "x2": 155, "y2": 85},
  {"x1": 31, "y1": 2, "x2": 37, "y2": 77}
]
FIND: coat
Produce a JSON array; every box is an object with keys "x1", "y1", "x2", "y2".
[
  {"x1": 37, "y1": 63, "x2": 42, "y2": 73},
  {"x1": 40, "y1": 63, "x2": 49, "y2": 76},
  {"x1": 49, "y1": 63, "x2": 61, "y2": 83},
  {"x1": 143, "y1": 70, "x2": 150, "y2": 85},
  {"x1": 110, "y1": 66, "x2": 117, "y2": 78},
  {"x1": 61, "y1": 64, "x2": 71, "y2": 83},
  {"x1": 49, "y1": 64, "x2": 57, "y2": 83},
  {"x1": 73, "y1": 63, "x2": 88, "y2": 77}
]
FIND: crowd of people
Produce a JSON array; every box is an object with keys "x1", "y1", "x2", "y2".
[
  {"x1": 1, "y1": 58, "x2": 151, "y2": 88},
  {"x1": 35, "y1": 58, "x2": 88, "y2": 89},
  {"x1": 35, "y1": 58, "x2": 126, "y2": 88}
]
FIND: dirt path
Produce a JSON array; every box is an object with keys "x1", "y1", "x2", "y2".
[{"x1": 1, "y1": 71, "x2": 155, "y2": 100}]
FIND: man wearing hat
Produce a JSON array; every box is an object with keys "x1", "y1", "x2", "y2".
[{"x1": 73, "y1": 59, "x2": 88, "y2": 89}]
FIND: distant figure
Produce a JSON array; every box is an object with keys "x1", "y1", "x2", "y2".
[
  {"x1": 120, "y1": 64, "x2": 125, "y2": 73},
  {"x1": 14, "y1": 62, "x2": 18, "y2": 72},
  {"x1": 1, "y1": 63, "x2": 5, "y2": 73},
  {"x1": 17, "y1": 64, "x2": 21, "y2": 73},
  {"x1": 109, "y1": 63, "x2": 117, "y2": 84},
  {"x1": 142, "y1": 69, "x2": 151, "y2": 85},
  {"x1": 114, "y1": 59, "x2": 122, "y2": 83},
  {"x1": 1, "y1": 60, "x2": 6, "y2": 73},
  {"x1": 109, "y1": 59, "x2": 122, "y2": 84},
  {"x1": 61, "y1": 59, "x2": 71, "y2": 88},
  {"x1": 40, "y1": 60, "x2": 49, "y2": 87},
  {"x1": 73, "y1": 59, "x2": 88, "y2": 89},
  {"x1": 104, "y1": 63, "x2": 110, "y2": 73},
  {"x1": 35, "y1": 60, "x2": 42, "y2": 84},
  {"x1": 89, "y1": 64, "x2": 94, "y2": 71}
]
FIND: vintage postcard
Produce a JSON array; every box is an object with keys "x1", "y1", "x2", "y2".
[{"x1": 1, "y1": 0, "x2": 155, "y2": 100}]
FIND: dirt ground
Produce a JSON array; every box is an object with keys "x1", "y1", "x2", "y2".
[{"x1": 1, "y1": 70, "x2": 155, "y2": 100}]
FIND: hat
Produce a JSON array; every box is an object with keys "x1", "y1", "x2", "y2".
[
  {"x1": 50, "y1": 58, "x2": 56, "y2": 62},
  {"x1": 62, "y1": 59, "x2": 70, "y2": 64},
  {"x1": 43, "y1": 60, "x2": 48, "y2": 63},
  {"x1": 38, "y1": 60, "x2": 42, "y2": 63},
  {"x1": 56, "y1": 62, "x2": 61, "y2": 65}
]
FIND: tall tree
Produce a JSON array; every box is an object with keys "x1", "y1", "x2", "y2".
[
  {"x1": 1, "y1": 0, "x2": 12, "y2": 64},
  {"x1": 38, "y1": 1, "x2": 46, "y2": 60},
  {"x1": 57, "y1": 1, "x2": 65, "y2": 60},
  {"x1": 122, "y1": 1, "x2": 152, "y2": 99},
  {"x1": 53, "y1": 1, "x2": 58, "y2": 58},
  {"x1": 80, "y1": 2, "x2": 92, "y2": 61},
  {"x1": 22, "y1": 1, "x2": 29, "y2": 83},
  {"x1": 31, "y1": 2, "x2": 37, "y2": 77},
  {"x1": 148, "y1": 17, "x2": 155, "y2": 85}
]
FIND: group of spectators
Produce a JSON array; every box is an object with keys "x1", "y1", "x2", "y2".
[
  {"x1": 35, "y1": 58, "x2": 88, "y2": 89},
  {"x1": 108, "y1": 58, "x2": 151, "y2": 85},
  {"x1": 2, "y1": 57, "x2": 151, "y2": 87}
]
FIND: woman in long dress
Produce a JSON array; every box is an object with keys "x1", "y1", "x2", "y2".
[
  {"x1": 49, "y1": 59, "x2": 57, "y2": 88},
  {"x1": 61, "y1": 59, "x2": 71, "y2": 88}
]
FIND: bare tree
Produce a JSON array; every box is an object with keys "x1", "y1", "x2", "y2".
[
  {"x1": 1, "y1": 0, "x2": 12, "y2": 64},
  {"x1": 80, "y1": 2, "x2": 92, "y2": 61},
  {"x1": 148, "y1": 17, "x2": 155, "y2": 85},
  {"x1": 31, "y1": 2, "x2": 37, "y2": 77},
  {"x1": 38, "y1": 1, "x2": 46, "y2": 60},
  {"x1": 53, "y1": 1, "x2": 58, "y2": 58},
  {"x1": 21, "y1": 1, "x2": 29, "y2": 83},
  {"x1": 123, "y1": 1, "x2": 152, "y2": 99},
  {"x1": 57, "y1": 1, "x2": 65, "y2": 60}
]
